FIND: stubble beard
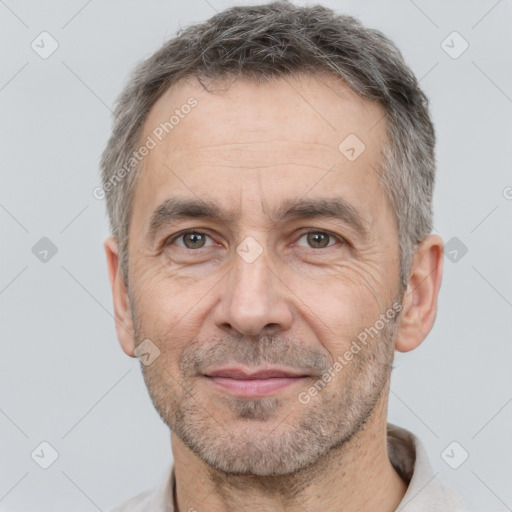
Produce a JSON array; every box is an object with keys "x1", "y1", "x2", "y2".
[{"x1": 135, "y1": 301, "x2": 400, "y2": 478}]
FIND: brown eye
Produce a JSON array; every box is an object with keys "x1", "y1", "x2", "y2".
[
  {"x1": 174, "y1": 231, "x2": 211, "y2": 249},
  {"x1": 296, "y1": 231, "x2": 342, "y2": 249}
]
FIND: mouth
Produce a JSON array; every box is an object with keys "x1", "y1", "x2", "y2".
[{"x1": 203, "y1": 366, "x2": 309, "y2": 397}]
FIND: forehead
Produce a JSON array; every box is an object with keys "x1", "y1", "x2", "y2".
[
  {"x1": 143, "y1": 73, "x2": 386, "y2": 159},
  {"x1": 132, "y1": 73, "x2": 390, "y2": 233}
]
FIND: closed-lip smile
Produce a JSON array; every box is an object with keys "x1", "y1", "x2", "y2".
[{"x1": 203, "y1": 366, "x2": 309, "y2": 397}]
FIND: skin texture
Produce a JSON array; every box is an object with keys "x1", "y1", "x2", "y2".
[{"x1": 105, "y1": 73, "x2": 444, "y2": 512}]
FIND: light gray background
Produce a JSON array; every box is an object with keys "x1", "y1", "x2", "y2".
[{"x1": 1, "y1": 0, "x2": 511, "y2": 510}]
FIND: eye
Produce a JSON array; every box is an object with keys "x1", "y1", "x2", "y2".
[
  {"x1": 170, "y1": 231, "x2": 214, "y2": 249},
  {"x1": 296, "y1": 231, "x2": 343, "y2": 249},
  {"x1": 166, "y1": 230, "x2": 345, "y2": 251}
]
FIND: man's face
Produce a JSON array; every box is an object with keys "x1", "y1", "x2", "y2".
[{"x1": 126, "y1": 74, "x2": 402, "y2": 476}]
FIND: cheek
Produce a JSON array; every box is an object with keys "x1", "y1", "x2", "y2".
[
  {"x1": 131, "y1": 259, "x2": 213, "y2": 326},
  {"x1": 336, "y1": 261, "x2": 391, "y2": 313},
  {"x1": 284, "y1": 265, "x2": 388, "y2": 357},
  {"x1": 130, "y1": 270, "x2": 217, "y2": 369}
]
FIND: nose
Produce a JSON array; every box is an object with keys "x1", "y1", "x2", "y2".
[{"x1": 213, "y1": 241, "x2": 293, "y2": 337}]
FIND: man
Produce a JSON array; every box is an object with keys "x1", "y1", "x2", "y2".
[{"x1": 101, "y1": 1, "x2": 468, "y2": 510}]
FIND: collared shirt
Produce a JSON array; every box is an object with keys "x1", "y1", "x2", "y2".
[{"x1": 109, "y1": 423, "x2": 468, "y2": 512}]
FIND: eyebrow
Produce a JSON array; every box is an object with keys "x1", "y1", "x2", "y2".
[{"x1": 147, "y1": 196, "x2": 370, "y2": 243}]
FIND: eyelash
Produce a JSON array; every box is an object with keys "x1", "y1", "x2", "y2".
[{"x1": 165, "y1": 229, "x2": 347, "y2": 250}]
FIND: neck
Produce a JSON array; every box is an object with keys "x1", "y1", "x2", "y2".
[{"x1": 171, "y1": 393, "x2": 407, "y2": 512}]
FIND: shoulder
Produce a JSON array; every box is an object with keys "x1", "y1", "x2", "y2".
[
  {"x1": 108, "y1": 488, "x2": 155, "y2": 512},
  {"x1": 107, "y1": 465, "x2": 175, "y2": 512}
]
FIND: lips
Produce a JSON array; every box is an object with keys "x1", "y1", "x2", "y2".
[
  {"x1": 203, "y1": 367, "x2": 308, "y2": 397},
  {"x1": 205, "y1": 367, "x2": 307, "y2": 379}
]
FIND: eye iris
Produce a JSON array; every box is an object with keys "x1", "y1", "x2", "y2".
[
  {"x1": 307, "y1": 232, "x2": 330, "y2": 248},
  {"x1": 184, "y1": 232, "x2": 206, "y2": 249}
]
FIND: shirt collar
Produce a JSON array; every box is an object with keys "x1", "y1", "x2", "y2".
[{"x1": 387, "y1": 423, "x2": 467, "y2": 511}]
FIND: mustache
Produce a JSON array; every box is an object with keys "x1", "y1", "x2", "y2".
[{"x1": 179, "y1": 334, "x2": 333, "y2": 377}]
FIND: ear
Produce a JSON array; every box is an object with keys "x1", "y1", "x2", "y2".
[
  {"x1": 395, "y1": 234, "x2": 444, "y2": 353},
  {"x1": 104, "y1": 236, "x2": 136, "y2": 357}
]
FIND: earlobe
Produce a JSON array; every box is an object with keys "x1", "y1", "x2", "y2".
[
  {"x1": 104, "y1": 236, "x2": 136, "y2": 358},
  {"x1": 394, "y1": 235, "x2": 444, "y2": 353}
]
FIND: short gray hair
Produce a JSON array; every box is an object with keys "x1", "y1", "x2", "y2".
[{"x1": 100, "y1": 0, "x2": 436, "y2": 291}]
